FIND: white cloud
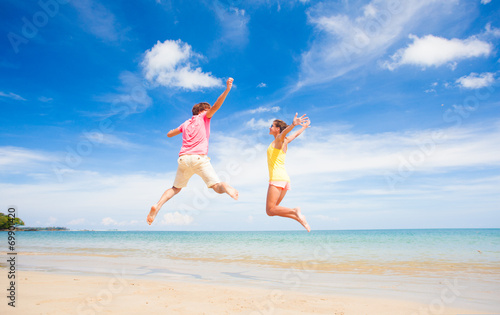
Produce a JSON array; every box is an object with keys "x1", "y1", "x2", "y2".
[
  {"x1": 68, "y1": 218, "x2": 86, "y2": 225},
  {"x1": 160, "y1": 211, "x2": 194, "y2": 226},
  {"x1": 212, "y1": 5, "x2": 249, "y2": 49},
  {"x1": 81, "y1": 132, "x2": 140, "y2": 149},
  {"x1": 484, "y1": 23, "x2": 500, "y2": 38},
  {"x1": 313, "y1": 215, "x2": 339, "y2": 222},
  {"x1": 0, "y1": 146, "x2": 53, "y2": 172},
  {"x1": 228, "y1": 105, "x2": 282, "y2": 121},
  {"x1": 288, "y1": 125, "x2": 500, "y2": 177},
  {"x1": 424, "y1": 82, "x2": 439, "y2": 93},
  {"x1": 142, "y1": 39, "x2": 222, "y2": 90},
  {"x1": 0, "y1": 168, "x2": 175, "y2": 228},
  {"x1": 71, "y1": 0, "x2": 124, "y2": 42},
  {"x1": 97, "y1": 71, "x2": 152, "y2": 116},
  {"x1": 363, "y1": 3, "x2": 378, "y2": 17},
  {"x1": 101, "y1": 217, "x2": 117, "y2": 226},
  {"x1": 47, "y1": 217, "x2": 57, "y2": 225},
  {"x1": 247, "y1": 106, "x2": 280, "y2": 114},
  {"x1": 246, "y1": 118, "x2": 274, "y2": 130},
  {"x1": 101, "y1": 217, "x2": 141, "y2": 227},
  {"x1": 456, "y1": 72, "x2": 495, "y2": 89},
  {"x1": 38, "y1": 96, "x2": 53, "y2": 103},
  {"x1": 0, "y1": 91, "x2": 26, "y2": 101},
  {"x1": 481, "y1": 0, "x2": 492, "y2": 4},
  {"x1": 300, "y1": 0, "x2": 459, "y2": 86},
  {"x1": 257, "y1": 82, "x2": 267, "y2": 88},
  {"x1": 383, "y1": 34, "x2": 492, "y2": 70},
  {"x1": 273, "y1": 125, "x2": 500, "y2": 200}
]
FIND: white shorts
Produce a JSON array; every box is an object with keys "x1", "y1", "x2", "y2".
[{"x1": 173, "y1": 155, "x2": 220, "y2": 188}]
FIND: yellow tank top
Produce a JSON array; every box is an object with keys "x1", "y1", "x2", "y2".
[{"x1": 267, "y1": 142, "x2": 290, "y2": 182}]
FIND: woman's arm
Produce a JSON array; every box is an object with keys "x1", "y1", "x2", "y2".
[
  {"x1": 276, "y1": 113, "x2": 308, "y2": 143},
  {"x1": 286, "y1": 117, "x2": 310, "y2": 143}
]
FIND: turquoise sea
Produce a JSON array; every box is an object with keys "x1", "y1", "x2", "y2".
[
  {"x1": 12, "y1": 229, "x2": 500, "y2": 270},
  {"x1": 2, "y1": 229, "x2": 500, "y2": 311}
]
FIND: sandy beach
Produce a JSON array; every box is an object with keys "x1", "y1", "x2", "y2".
[
  {"x1": 1, "y1": 270, "x2": 491, "y2": 315},
  {"x1": 2, "y1": 229, "x2": 499, "y2": 314}
]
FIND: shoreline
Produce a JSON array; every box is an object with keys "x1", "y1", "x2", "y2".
[
  {"x1": 2, "y1": 229, "x2": 499, "y2": 313},
  {"x1": 2, "y1": 270, "x2": 493, "y2": 315},
  {"x1": 5, "y1": 250, "x2": 500, "y2": 277}
]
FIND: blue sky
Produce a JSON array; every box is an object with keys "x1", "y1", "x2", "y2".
[{"x1": 1, "y1": 0, "x2": 499, "y2": 231}]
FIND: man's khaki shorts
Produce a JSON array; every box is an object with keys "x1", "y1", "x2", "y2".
[{"x1": 173, "y1": 155, "x2": 220, "y2": 188}]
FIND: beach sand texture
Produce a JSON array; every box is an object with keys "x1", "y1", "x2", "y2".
[{"x1": 1, "y1": 271, "x2": 490, "y2": 315}]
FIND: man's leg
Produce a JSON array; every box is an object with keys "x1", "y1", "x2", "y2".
[
  {"x1": 195, "y1": 156, "x2": 238, "y2": 200},
  {"x1": 147, "y1": 186, "x2": 182, "y2": 225},
  {"x1": 147, "y1": 156, "x2": 192, "y2": 225},
  {"x1": 211, "y1": 182, "x2": 239, "y2": 200}
]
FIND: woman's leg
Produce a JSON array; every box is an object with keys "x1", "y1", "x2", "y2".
[
  {"x1": 276, "y1": 188, "x2": 287, "y2": 206},
  {"x1": 266, "y1": 185, "x2": 310, "y2": 232}
]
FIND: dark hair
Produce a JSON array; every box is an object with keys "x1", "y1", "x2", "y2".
[
  {"x1": 273, "y1": 119, "x2": 288, "y2": 133},
  {"x1": 192, "y1": 102, "x2": 211, "y2": 115}
]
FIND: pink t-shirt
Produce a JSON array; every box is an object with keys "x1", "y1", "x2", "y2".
[{"x1": 178, "y1": 111, "x2": 211, "y2": 156}]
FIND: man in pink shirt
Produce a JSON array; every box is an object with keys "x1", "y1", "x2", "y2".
[{"x1": 147, "y1": 78, "x2": 238, "y2": 225}]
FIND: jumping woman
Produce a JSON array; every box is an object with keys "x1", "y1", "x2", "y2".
[{"x1": 266, "y1": 113, "x2": 311, "y2": 232}]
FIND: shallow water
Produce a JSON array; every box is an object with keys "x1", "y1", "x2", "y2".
[
  {"x1": 10, "y1": 229, "x2": 500, "y2": 273},
  {"x1": 2, "y1": 229, "x2": 499, "y2": 312}
]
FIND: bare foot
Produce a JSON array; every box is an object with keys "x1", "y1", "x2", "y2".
[
  {"x1": 147, "y1": 205, "x2": 159, "y2": 225},
  {"x1": 295, "y1": 207, "x2": 311, "y2": 232},
  {"x1": 225, "y1": 185, "x2": 239, "y2": 200}
]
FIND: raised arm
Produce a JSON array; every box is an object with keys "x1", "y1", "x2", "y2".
[
  {"x1": 167, "y1": 128, "x2": 181, "y2": 138},
  {"x1": 206, "y1": 77, "x2": 233, "y2": 119},
  {"x1": 276, "y1": 113, "x2": 308, "y2": 143},
  {"x1": 286, "y1": 116, "x2": 310, "y2": 143}
]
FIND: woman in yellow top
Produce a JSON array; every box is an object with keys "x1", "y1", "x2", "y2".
[{"x1": 266, "y1": 113, "x2": 311, "y2": 232}]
